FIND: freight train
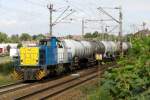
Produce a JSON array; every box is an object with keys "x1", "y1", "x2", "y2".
[{"x1": 13, "y1": 37, "x2": 131, "y2": 80}]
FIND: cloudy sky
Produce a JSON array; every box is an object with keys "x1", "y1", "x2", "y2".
[{"x1": 0, "y1": 0, "x2": 150, "y2": 36}]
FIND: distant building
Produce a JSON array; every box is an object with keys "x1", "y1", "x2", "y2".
[
  {"x1": 21, "y1": 41, "x2": 38, "y2": 47},
  {"x1": 134, "y1": 29, "x2": 150, "y2": 37},
  {"x1": 0, "y1": 43, "x2": 18, "y2": 54},
  {"x1": 0, "y1": 47, "x2": 6, "y2": 54},
  {"x1": 58, "y1": 35, "x2": 83, "y2": 40},
  {"x1": 72, "y1": 35, "x2": 83, "y2": 40}
]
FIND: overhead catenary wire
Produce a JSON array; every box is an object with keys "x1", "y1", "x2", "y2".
[
  {"x1": 87, "y1": 0, "x2": 103, "y2": 17},
  {"x1": 98, "y1": 7, "x2": 120, "y2": 23},
  {"x1": 107, "y1": 25, "x2": 118, "y2": 33},
  {"x1": 64, "y1": 1, "x2": 119, "y2": 34},
  {"x1": 63, "y1": 0, "x2": 93, "y2": 18},
  {"x1": 61, "y1": 0, "x2": 106, "y2": 34},
  {"x1": 53, "y1": 6, "x2": 70, "y2": 25},
  {"x1": 53, "y1": 10, "x2": 76, "y2": 26}
]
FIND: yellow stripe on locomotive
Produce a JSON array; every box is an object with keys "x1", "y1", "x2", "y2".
[
  {"x1": 20, "y1": 47, "x2": 39, "y2": 66},
  {"x1": 11, "y1": 70, "x2": 23, "y2": 80},
  {"x1": 35, "y1": 70, "x2": 47, "y2": 80}
]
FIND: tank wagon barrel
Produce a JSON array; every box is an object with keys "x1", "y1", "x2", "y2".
[{"x1": 117, "y1": 42, "x2": 132, "y2": 52}]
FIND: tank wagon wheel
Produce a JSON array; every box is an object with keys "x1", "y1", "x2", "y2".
[
  {"x1": 73, "y1": 56, "x2": 80, "y2": 69},
  {"x1": 69, "y1": 63, "x2": 76, "y2": 72}
]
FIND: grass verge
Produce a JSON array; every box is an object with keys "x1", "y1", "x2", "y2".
[{"x1": 0, "y1": 61, "x2": 15, "y2": 86}]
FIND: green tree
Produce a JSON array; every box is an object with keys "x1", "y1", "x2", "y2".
[
  {"x1": 93, "y1": 31, "x2": 99, "y2": 38},
  {"x1": 84, "y1": 33, "x2": 92, "y2": 38},
  {"x1": 17, "y1": 43, "x2": 22, "y2": 48},
  {"x1": 11, "y1": 34, "x2": 20, "y2": 43},
  {"x1": 32, "y1": 34, "x2": 46, "y2": 41},
  {"x1": 36, "y1": 34, "x2": 46, "y2": 40},
  {"x1": 6, "y1": 37, "x2": 12, "y2": 43},
  {"x1": 124, "y1": 34, "x2": 134, "y2": 42},
  {"x1": 0, "y1": 32, "x2": 8, "y2": 43},
  {"x1": 20, "y1": 33, "x2": 31, "y2": 41}
]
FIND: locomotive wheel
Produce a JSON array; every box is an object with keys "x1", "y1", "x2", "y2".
[{"x1": 56, "y1": 64, "x2": 65, "y2": 75}]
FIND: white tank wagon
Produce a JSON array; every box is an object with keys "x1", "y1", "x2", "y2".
[
  {"x1": 99, "y1": 41, "x2": 112, "y2": 57},
  {"x1": 95, "y1": 41, "x2": 105, "y2": 54},
  {"x1": 62, "y1": 39, "x2": 131, "y2": 61},
  {"x1": 63, "y1": 39, "x2": 96, "y2": 59},
  {"x1": 63, "y1": 39, "x2": 83, "y2": 59},
  {"x1": 107, "y1": 41, "x2": 118, "y2": 53},
  {"x1": 90, "y1": 41, "x2": 103, "y2": 54},
  {"x1": 80, "y1": 41, "x2": 94, "y2": 57},
  {"x1": 117, "y1": 42, "x2": 132, "y2": 52},
  {"x1": 96, "y1": 41, "x2": 118, "y2": 58}
]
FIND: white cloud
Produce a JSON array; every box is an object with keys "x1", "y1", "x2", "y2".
[
  {"x1": 122, "y1": 0, "x2": 150, "y2": 12},
  {"x1": 0, "y1": 19, "x2": 17, "y2": 27}
]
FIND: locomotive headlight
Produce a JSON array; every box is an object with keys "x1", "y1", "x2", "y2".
[
  {"x1": 21, "y1": 59, "x2": 23, "y2": 62},
  {"x1": 36, "y1": 59, "x2": 38, "y2": 62}
]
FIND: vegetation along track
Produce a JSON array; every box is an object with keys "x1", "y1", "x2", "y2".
[{"x1": 0, "y1": 62, "x2": 116, "y2": 100}]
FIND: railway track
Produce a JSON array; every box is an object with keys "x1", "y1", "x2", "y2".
[
  {"x1": 0, "y1": 80, "x2": 22, "y2": 90},
  {"x1": 0, "y1": 80, "x2": 27, "y2": 94},
  {"x1": 0, "y1": 81, "x2": 37, "y2": 96},
  {"x1": 0, "y1": 62, "x2": 116, "y2": 100},
  {"x1": 43, "y1": 63, "x2": 117, "y2": 100},
  {"x1": 22, "y1": 71, "x2": 98, "y2": 100}
]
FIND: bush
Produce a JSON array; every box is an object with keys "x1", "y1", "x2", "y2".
[
  {"x1": 85, "y1": 36, "x2": 150, "y2": 100},
  {"x1": 0, "y1": 62, "x2": 14, "y2": 75}
]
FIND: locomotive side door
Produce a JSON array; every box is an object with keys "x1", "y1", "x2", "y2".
[{"x1": 57, "y1": 41, "x2": 68, "y2": 64}]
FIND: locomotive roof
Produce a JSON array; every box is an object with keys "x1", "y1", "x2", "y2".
[{"x1": 39, "y1": 37, "x2": 60, "y2": 42}]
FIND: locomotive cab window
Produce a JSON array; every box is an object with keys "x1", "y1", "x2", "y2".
[
  {"x1": 39, "y1": 40, "x2": 51, "y2": 47},
  {"x1": 39, "y1": 41, "x2": 47, "y2": 45},
  {"x1": 57, "y1": 42, "x2": 63, "y2": 48}
]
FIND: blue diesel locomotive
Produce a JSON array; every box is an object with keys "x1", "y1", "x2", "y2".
[{"x1": 13, "y1": 37, "x2": 131, "y2": 80}]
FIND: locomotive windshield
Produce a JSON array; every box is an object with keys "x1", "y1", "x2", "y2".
[{"x1": 39, "y1": 39, "x2": 51, "y2": 46}]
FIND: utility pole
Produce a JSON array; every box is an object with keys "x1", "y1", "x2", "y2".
[
  {"x1": 97, "y1": 6, "x2": 123, "y2": 55},
  {"x1": 47, "y1": 4, "x2": 54, "y2": 37},
  {"x1": 82, "y1": 18, "x2": 85, "y2": 38},
  {"x1": 142, "y1": 22, "x2": 146, "y2": 30},
  {"x1": 47, "y1": 4, "x2": 75, "y2": 37},
  {"x1": 119, "y1": 7, "x2": 123, "y2": 55}
]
